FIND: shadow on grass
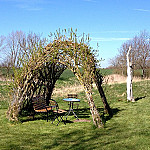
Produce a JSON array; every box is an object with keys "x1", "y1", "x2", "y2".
[
  {"x1": 20, "y1": 107, "x2": 121, "y2": 125},
  {"x1": 19, "y1": 114, "x2": 49, "y2": 123},
  {"x1": 19, "y1": 108, "x2": 90, "y2": 123},
  {"x1": 42, "y1": 126, "x2": 119, "y2": 150},
  {"x1": 135, "y1": 96, "x2": 146, "y2": 101},
  {"x1": 101, "y1": 108, "x2": 121, "y2": 123},
  {"x1": 75, "y1": 108, "x2": 90, "y2": 118}
]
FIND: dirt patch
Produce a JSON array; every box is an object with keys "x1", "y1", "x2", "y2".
[{"x1": 73, "y1": 119, "x2": 91, "y2": 122}]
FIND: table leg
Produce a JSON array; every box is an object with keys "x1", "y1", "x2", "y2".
[{"x1": 65, "y1": 102, "x2": 79, "y2": 120}]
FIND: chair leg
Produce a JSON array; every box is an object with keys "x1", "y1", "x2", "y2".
[
  {"x1": 56, "y1": 117, "x2": 61, "y2": 126},
  {"x1": 47, "y1": 112, "x2": 49, "y2": 122},
  {"x1": 60, "y1": 116, "x2": 66, "y2": 125},
  {"x1": 33, "y1": 112, "x2": 35, "y2": 120},
  {"x1": 51, "y1": 114, "x2": 58, "y2": 124},
  {"x1": 52, "y1": 116, "x2": 59, "y2": 125},
  {"x1": 52, "y1": 114, "x2": 66, "y2": 126},
  {"x1": 56, "y1": 115, "x2": 66, "y2": 126}
]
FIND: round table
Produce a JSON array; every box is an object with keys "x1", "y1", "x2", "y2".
[{"x1": 63, "y1": 98, "x2": 80, "y2": 120}]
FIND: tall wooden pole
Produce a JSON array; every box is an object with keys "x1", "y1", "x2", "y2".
[{"x1": 127, "y1": 46, "x2": 135, "y2": 102}]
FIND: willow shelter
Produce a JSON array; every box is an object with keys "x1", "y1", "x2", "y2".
[{"x1": 7, "y1": 29, "x2": 112, "y2": 128}]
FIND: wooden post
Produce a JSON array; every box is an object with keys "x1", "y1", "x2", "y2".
[{"x1": 127, "y1": 46, "x2": 135, "y2": 102}]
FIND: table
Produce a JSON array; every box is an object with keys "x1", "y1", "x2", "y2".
[{"x1": 63, "y1": 98, "x2": 80, "y2": 120}]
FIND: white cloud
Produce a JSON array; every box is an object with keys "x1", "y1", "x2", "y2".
[
  {"x1": 91, "y1": 37, "x2": 131, "y2": 42},
  {"x1": 134, "y1": 8, "x2": 150, "y2": 12},
  {"x1": 1, "y1": 0, "x2": 47, "y2": 11},
  {"x1": 90, "y1": 30, "x2": 137, "y2": 34},
  {"x1": 83, "y1": 0, "x2": 97, "y2": 2},
  {"x1": 16, "y1": 3, "x2": 42, "y2": 11}
]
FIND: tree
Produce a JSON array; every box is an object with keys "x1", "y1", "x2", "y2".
[
  {"x1": 0, "y1": 31, "x2": 47, "y2": 76},
  {"x1": 0, "y1": 35, "x2": 5, "y2": 49},
  {"x1": 4, "y1": 31, "x2": 25, "y2": 68},
  {"x1": 110, "y1": 30, "x2": 150, "y2": 78},
  {"x1": 127, "y1": 47, "x2": 134, "y2": 102},
  {"x1": 109, "y1": 54, "x2": 126, "y2": 75},
  {"x1": 0, "y1": 35, "x2": 6, "y2": 61},
  {"x1": 0, "y1": 56, "x2": 12, "y2": 75},
  {"x1": 133, "y1": 31, "x2": 150, "y2": 78}
]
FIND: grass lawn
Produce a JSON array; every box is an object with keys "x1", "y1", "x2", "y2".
[{"x1": 0, "y1": 79, "x2": 150, "y2": 150}]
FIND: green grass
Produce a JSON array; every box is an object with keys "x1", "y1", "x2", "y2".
[
  {"x1": 59, "y1": 68, "x2": 114, "y2": 81},
  {"x1": 100, "y1": 68, "x2": 114, "y2": 76},
  {"x1": 55, "y1": 69, "x2": 79, "y2": 88},
  {"x1": 0, "y1": 67, "x2": 13, "y2": 78},
  {"x1": 0, "y1": 81, "x2": 11, "y2": 109},
  {"x1": 55, "y1": 68, "x2": 114, "y2": 88},
  {"x1": 0, "y1": 80, "x2": 150, "y2": 149},
  {"x1": 59, "y1": 69, "x2": 75, "y2": 80}
]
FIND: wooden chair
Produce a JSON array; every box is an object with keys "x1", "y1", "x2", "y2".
[
  {"x1": 32, "y1": 95, "x2": 57, "y2": 122},
  {"x1": 67, "y1": 94, "x2": 79, "y2": 109},
  {"x1": 51, "y1": 107, "x2": 67, "y2": 126},
  {"x1": 67, "y1": 94, "x2": 78, "y2": 99},
  {"x1": 32, "y1": 96, "x2": 66, "y2": 125},
  {"x1": 48, "y1": 98, "x2": 67, "y2": 125}
]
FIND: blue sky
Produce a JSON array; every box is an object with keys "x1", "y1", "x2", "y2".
[{"x1": 0, "y1": 0, "x2": 150, "y2": 67}]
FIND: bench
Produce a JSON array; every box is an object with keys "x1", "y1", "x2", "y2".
[
  {"x1": 32, "y1": 95, "x2": 57, "y2": 122},
  {"x1": 32, "y1": 95, "x2": 66, "y2": 125}
]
